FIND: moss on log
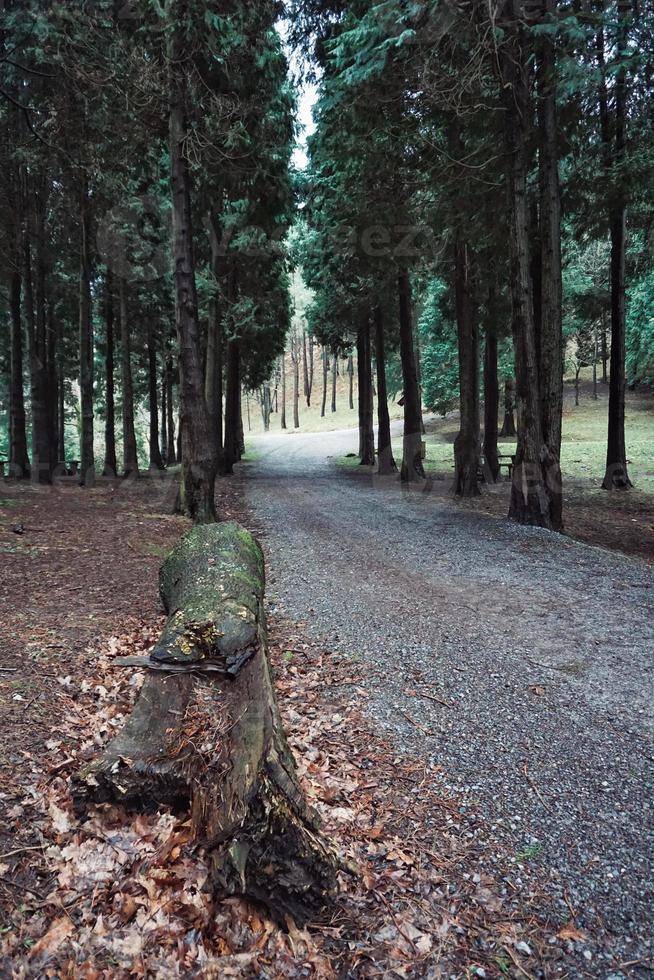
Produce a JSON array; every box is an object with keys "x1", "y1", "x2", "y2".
[{"x1": 74, "y1": 522, "x2": 337, "y2": 923}]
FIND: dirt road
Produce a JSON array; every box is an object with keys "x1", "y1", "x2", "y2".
[{"x1": 245, "y1": 426, "x2": 654, "y2": 975}]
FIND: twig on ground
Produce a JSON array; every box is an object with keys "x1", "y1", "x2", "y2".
[
  {"x1": 521, "y1": 761, "x2": 549, "y2": 809},
  {"x1": 0, "y1": 845, "x2": 45, "y2": 859},
  {"x1": 373, "y1": 889, "x2": 419, "y2": 957},
  {"x1": 397, "y1": 709, "x2": 438, "y2": 737},
  {"x1": 411, "y1": 689, "x2": 451, "y2": 708},
  {"x1": 503, "y1": 944, "x2": 534, "y2": 979}
]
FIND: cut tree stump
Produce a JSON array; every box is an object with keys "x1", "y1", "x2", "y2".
[{"x1": 74, "y1": 521, "x2": 338, "y2": 923}]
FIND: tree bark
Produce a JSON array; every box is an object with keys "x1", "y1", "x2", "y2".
[
  {"x1": 292, "y1": 341, "x2": 300, "y2": 428},
  {"x1": 148, "y1": 324, "x2": 164, "y2": 471},
  {"x1": 168, "y1": 3, "x2": 217, "y2": 520},
  {"x1": 331, "y1": 354, "x2": 337, "y2": 413},
  {"x1": 537, "y1": 0, "x2": 564, "y2": 525},
  {"x1": 321, "y1": 347, "x2": 328, "y2": 418},
  {"x1": 205, "y1": 211, "x2": 224, "y2": 462},
  {"x1": 222, "y1": 339, "x2": 241, "y2": 474},
  {"x1": 79, "y1": 183, "x2": 95, "y2": 486},
  {"x1": 302, "y1": 331, "x2": 310, "y2": 405},
  {"x1": 103, "y1": 273, "x2": 117, "y2": 476},
  {"x1": 347, "y1": 354, "x2": 354, "y2": 410},
  {"x1": 260, "y1": 384, "x2": 272, "y2": 431},
  {"x1": 161, "y1": 360, "x2": 168, "y2": 465},
  {"x1": 119, "y1": 278, "x2": 139, "y2": 478},
  {"x1": 24, "y1": 219, "x2": 51, "y2": 484},
  {"x1": 357, "y1": 311, "x2": 375, "y2": 465},
  {"x1": 166, "y1": 351, "x2": 176, "y2": 465},
  {"x1": 308, "y1": 336, "x2": 314, "y2": 405},
  {"x1": 374, "y1": 306, "x2": 397, "y2": 475},
  {"x1": 453, "y1": 239, "x2": 480, "y2": 496},
  {"x1": 280, "y1": 354, "x2": 287, "y2": 429},
  {"x1": 501, "y1": 20, "x2": 557, "y2": 528},
  {"x1": 500, "y1": 378, "x2": 516, "y2": 436},
  {"x1": 599, "y1": 3, "x2": 632, "y2": 489},
  {"x1": 397, "y1": 269, "x2": 424, "y2": 481},
  {"x1": 74, "y1": 522, "x2": 338, "y2": 924},
  {"x1": 8, "y1": 265, "x2": 29, "y2": 478},
  {"x1": 483, "y1": 321, "x2": 500, "y2": 483}
]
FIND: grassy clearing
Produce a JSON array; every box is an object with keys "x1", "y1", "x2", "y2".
[{"x1": 335, "y1": 373, "x2": 654, "y2": 494}]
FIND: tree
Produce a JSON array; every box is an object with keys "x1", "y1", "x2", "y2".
[
  {"x1": 103, "y1": 273, "x2": 117, "y2": 476},
  {"x1": 374, "y1": 306, "x2": 397, "y2": 474},
  {"x1": 167, "y1": 0, "x2": 217, "y2": 521},
  {"x1": 499, "y1": 3, "x2": 561, "y2": 530},
  {"x1": 599, "y1": 0, "x2": 632, "y2": 489}
]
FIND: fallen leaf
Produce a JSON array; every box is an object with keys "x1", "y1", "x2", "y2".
[
  {"x1": 557, "y1": 921, "x2": 587, "y2": 942},
  {"x1": 29, "y1": 916, "x2": 73, "y2": 959}
]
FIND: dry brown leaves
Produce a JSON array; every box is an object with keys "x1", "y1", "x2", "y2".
[{"x1": 0, "y1": 615, "x2": 567, "y2": 979}]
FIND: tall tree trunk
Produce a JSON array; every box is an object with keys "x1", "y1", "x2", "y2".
[
  {"x1": 347, "y1": 354, "x2": 354, "y2": 410},
  {"x1": 260, "y1": 384, "x2": 272, "y2": 431},
  {"x1": 414, "y1": 318, "x2": 425, "y2": 434},
  {"x1": 8, "y1": 266, "x2": 29, "y2": 477},
  {"x1": 308, "y1": 336, "x2": 314, "y2": 405},
  {"x1": 453, "y1": 239, "x2": 480, "y2": 496},
  {"x1": 79, "y1": 184, "x2": 95, "y2": 486},
  {"x1": 599, "y1": 3, "x2": 631, "y2": 489},
  {"x1": 321, "y1": 347, "x2": 328, "y2": 418},
  {"x1": 119, "y1": 278, "x2": 139, "y2": 478},
  {"x1": 357, "y1": 311, "x2": 375, "y2": 465},
  {"x1": 374, "y1": 306, "x2": 397, "y2": 474},
  {"x1": 537, "y1": 0, "x2": 564, "y2": 525},
  {"x1": 501, "y1": 23, "x2": 557, "y2": 528},
  {"x1": 161, "y1": 360, "x2": 168, "y2": 464},
  {"x1": 238, "y1": 395, "x2": 245, "y2": 456},
  {"x1": 148, "y1": 324, "x2": 164, "y2": 471},
  {"x1": 223, "y1": 339, "x2": 240, "y2": 474},
  {"x1": 601, "y1": 314, "x2": 608, "y2": 382},
  {"x1": 166, "y1": 351, "x2": 176, "y2": 464},
  {"x1": 205, "y1": 212, "x2": 224, "y2": 463},
  {"x1": 46, "y1": 299, "x2": 58, "y2": 470},
  {"x1": 483, "y1": 321, "x2": 500, "y2": 483},
  {"x1": 24, "y1": 220, "x2": 51, "y2": 484},
  {"x1": 103, "y1": 273, "x2": 117, "y2": 476},
  {"x1": 293, "y1": 343, "x2": 300, "y2": 428},
  {"x1": 168, "y1": 4, "x2": 217, "y2": 520},
  {"x1": 500, "y1": 378, "x2": 517, "y2": 436},
  {"x1": 280, "y1": 353, "x2": 287, "y2": 429},
  {"x1": 58, "y1": 369, "x2": 65, "y2": 465},
  {"x1": 397, "y1": 269, "x2": 424, "y2": 481},
  {"x1": 331, "y1": 354, "x2": 337, "y2": 412},
  {"x1": 302, "y1": 332, "x2": 310, "y2": 405}
]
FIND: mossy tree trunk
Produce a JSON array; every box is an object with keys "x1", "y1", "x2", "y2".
[{"x1": 74, "y1": 522, "x2": 338, "y2": 923}]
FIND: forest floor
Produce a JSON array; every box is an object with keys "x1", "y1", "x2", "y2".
[{"x1": 0, "y1": 420, "x2": 652, "y2": 977}]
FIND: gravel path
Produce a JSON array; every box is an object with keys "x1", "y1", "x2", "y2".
[{"x1": 244, "y1": 426, "x2": 653, "y2": 977}]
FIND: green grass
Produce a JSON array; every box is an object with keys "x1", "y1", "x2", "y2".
[
  {"x1": 516, "y1": 841, "x2": 543, "y2": 863},
  {"x1": 386, "y1": 376, "x2": 654, "y2": 492}
]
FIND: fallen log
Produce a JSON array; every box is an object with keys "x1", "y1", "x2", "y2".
[{"x1": 74, "y1": 521, "x2": 338, "y2": 923}]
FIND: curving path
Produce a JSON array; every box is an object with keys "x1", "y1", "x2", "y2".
[{"x1": 243, "y1": 425, "x2": 654, "y2": 973}]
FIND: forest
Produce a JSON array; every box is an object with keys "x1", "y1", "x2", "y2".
[{"x1": 1, "y1": 0, "x2": 653, "y2": 977}]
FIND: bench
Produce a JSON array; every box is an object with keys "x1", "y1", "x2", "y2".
[{"x1": 498, "y1": 453, "x2": 515, "y2": 479}]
